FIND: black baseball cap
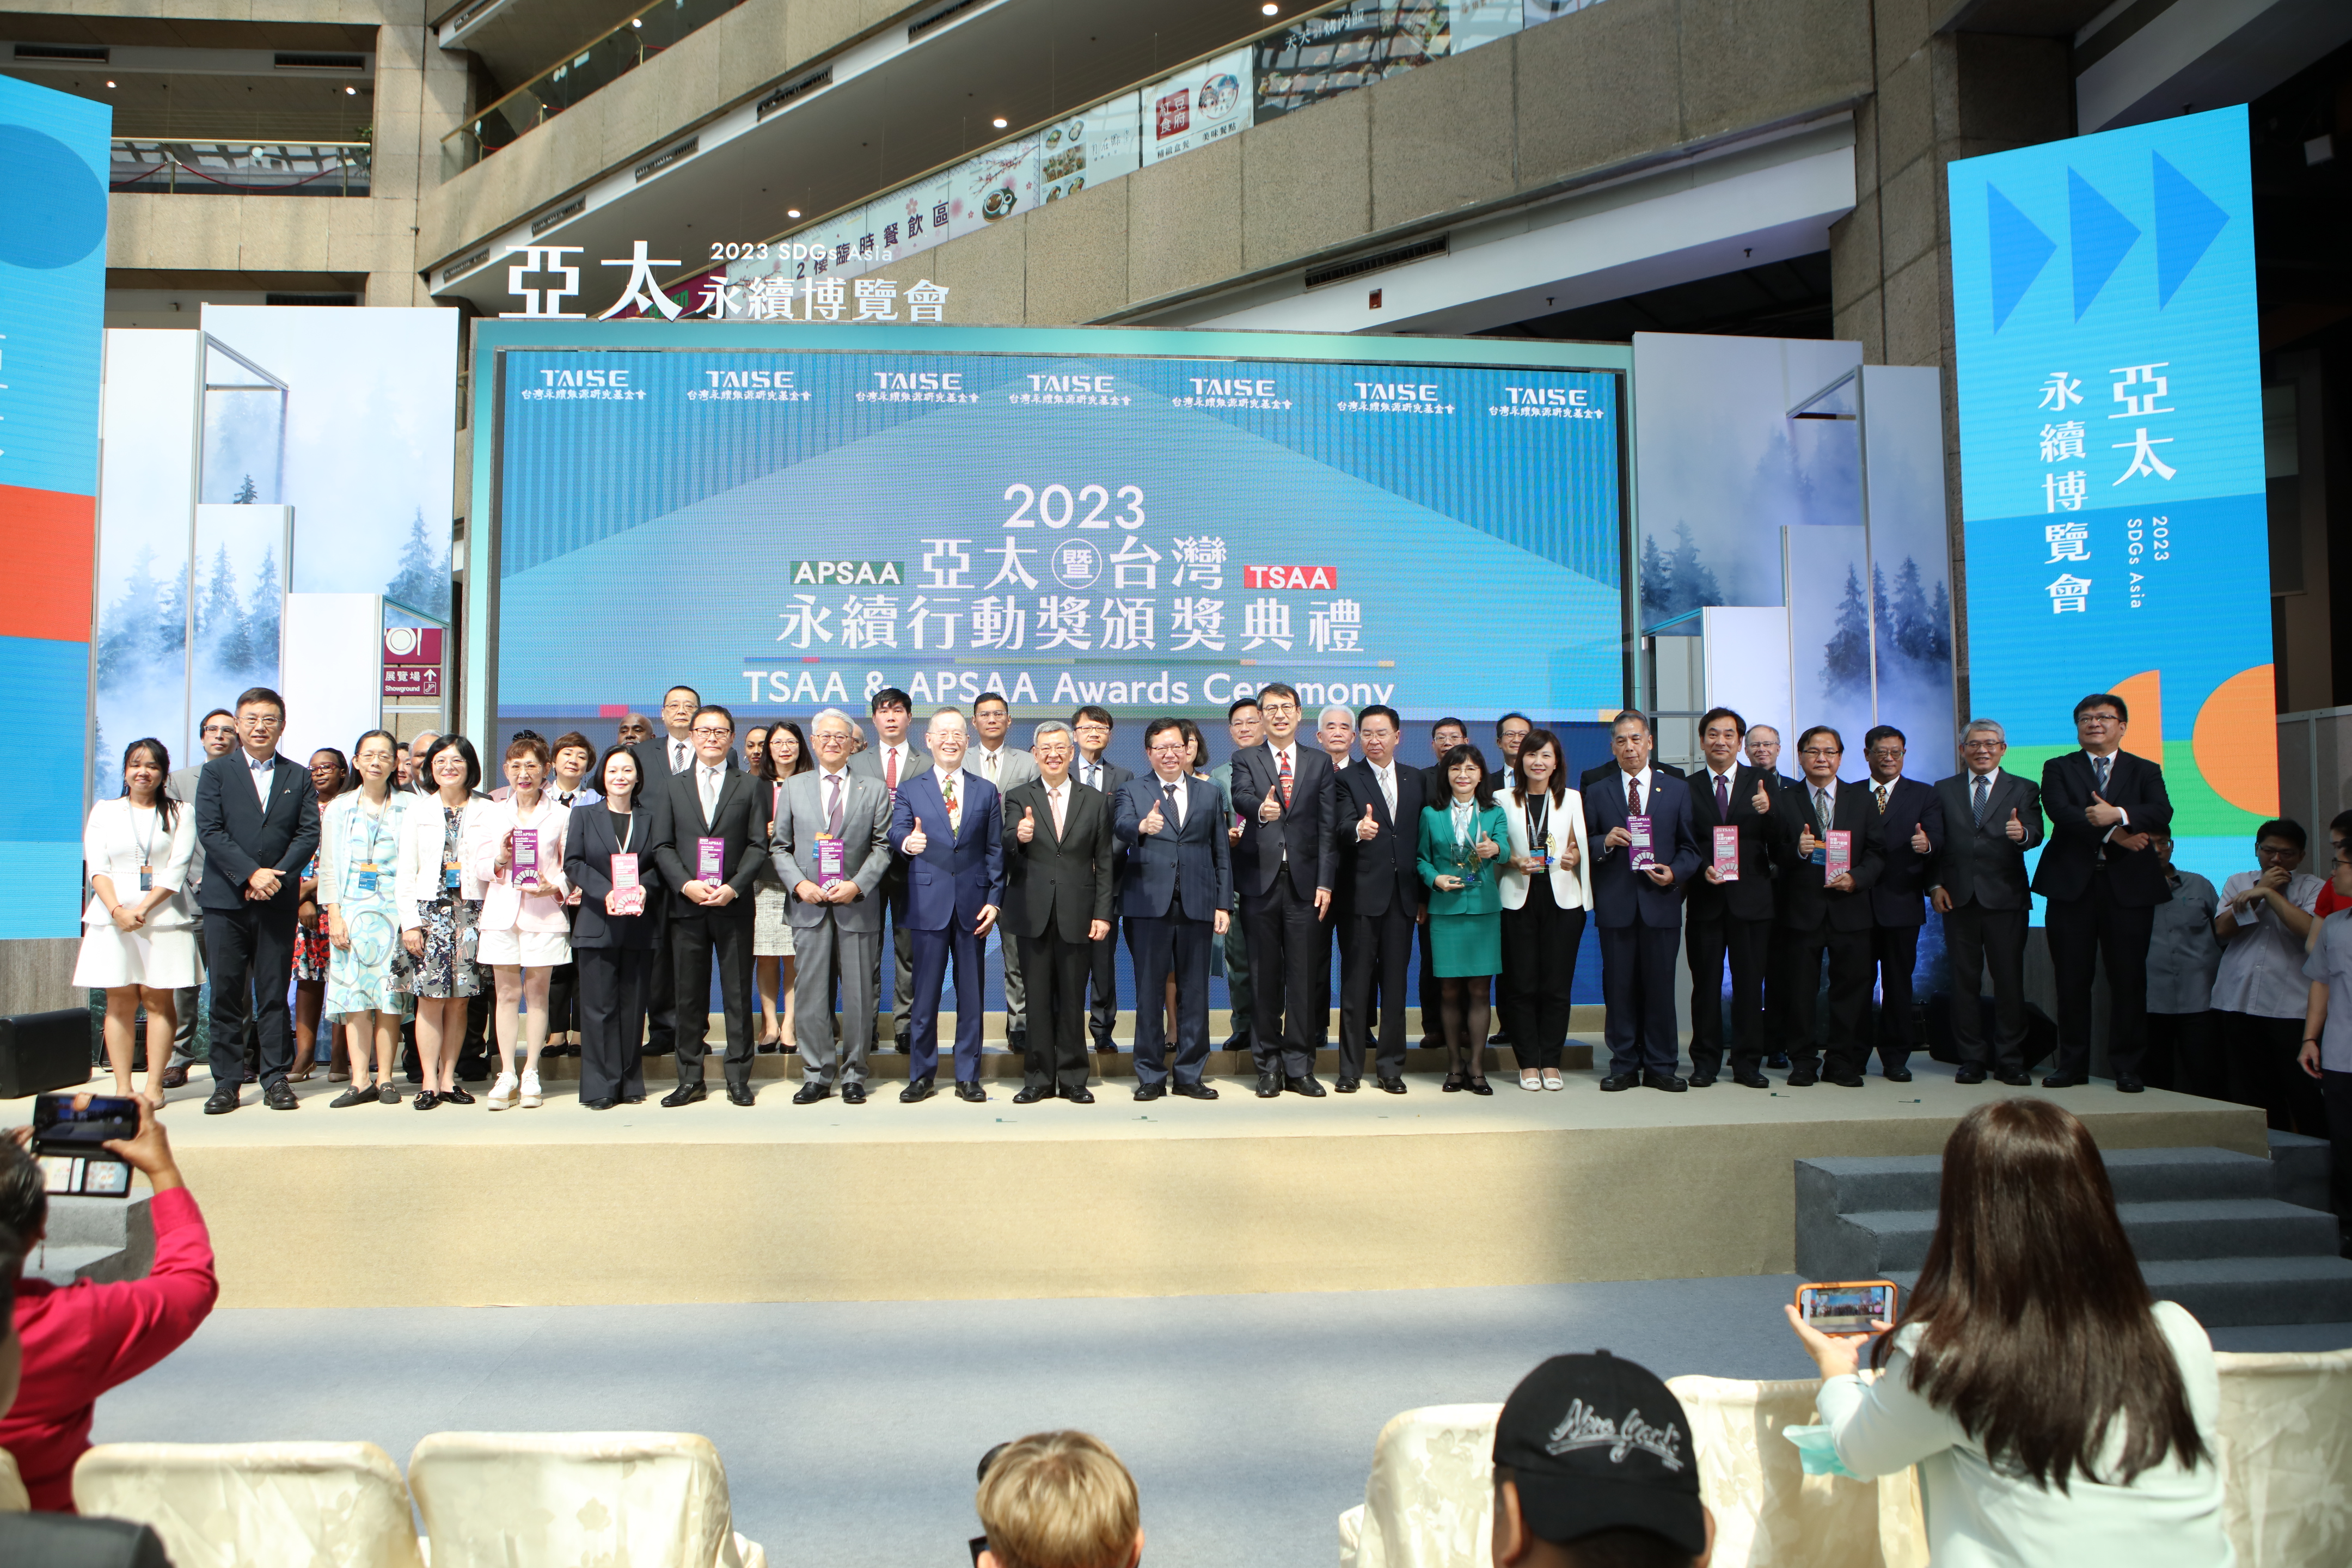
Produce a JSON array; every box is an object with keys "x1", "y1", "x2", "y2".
[{"x1": 1493, "y1": 1351, "x2": 1705, "y2": 1556}]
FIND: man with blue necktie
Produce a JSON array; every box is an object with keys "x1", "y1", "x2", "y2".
[
  {"x1": 1115, "y1": 718, "x2": 1232, "y2": 1100},
  {"x1": 889, "y1": 709, "x2": 1004, "y2": 1103}
]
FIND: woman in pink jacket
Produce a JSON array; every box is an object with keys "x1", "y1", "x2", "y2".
[{"x1": 468, "y1": 734, "x2": 577, "y2": 1110}]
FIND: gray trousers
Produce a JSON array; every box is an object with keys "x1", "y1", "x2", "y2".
[
  {"x1": 171, "y1": 923, "x2": 216, "y2": 1067},
  {"x1": 799, "y1": 917, "x2": 881, "y2": 1086},
  {"x1": 1001, "y1": 924, "x2": 1026, "y2": 1033}
]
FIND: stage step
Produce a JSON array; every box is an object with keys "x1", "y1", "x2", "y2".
[
  {"x1": 515, "y1": 1042, "x2": 1593, "y2": 1081},
  {"x1": 29, "y1": 1192, "x2": 155, "y2": 1288},
  {"x1": 1794, "y1": 1143, "x2": 2352, "y2": 1328}
]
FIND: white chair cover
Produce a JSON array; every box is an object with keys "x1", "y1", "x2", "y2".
[
  {"x1": 1667, "y1": 1375, "x2": 1926, "y2": 1568},
  {"x1": 2213, "y1": 1349, "x2": 2352, "y2": 1568},
  {"x1": 1342, "y1": 1402, "x2": 1500, "y2": 1568},
  {"x1": 71, "y1": 1440, "x2": 424, "y2": 1568},
  {"x1": 408, "y1": 1430, "x2": 759, "y2": 1568},
  {"x1": 0, "y1": 1446, "x2": 27, "y2": 1512}
]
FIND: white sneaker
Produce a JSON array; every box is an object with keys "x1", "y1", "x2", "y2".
[
  {"x1": 520, "y1": 1070, "x2": 543, "y2": 1108},
  {"x1": 487, "y1": 1070, "x2": 518, "y2": 1111}
]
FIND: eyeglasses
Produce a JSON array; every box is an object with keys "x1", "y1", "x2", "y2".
[
  {"x1": 1259, "y1": 702, "x2": 1298, "y2": 715},
  {"x1": 690, "y1": 725, "x2": 733, "y2": 738},
  {"x1": 241, "y1": 714, "x2": 283, "y2": 729},
  {"x1": 1800, "y1": 747, "x2": 1841, "y2": 758}
]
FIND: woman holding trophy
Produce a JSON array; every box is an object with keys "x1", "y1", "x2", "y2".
[
  {"x1": 1497, "y1": 730, "x2": 1593, "y2": 1091},
  {"x1": 1418, "y1": 744, "x2": 1508, "y2": 1094}
]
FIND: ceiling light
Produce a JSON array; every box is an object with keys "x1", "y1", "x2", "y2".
[
  {"x1": 787, "y1": 208, "x2": 801, "y2": 218},
  {"x1": 991, "y1": 117, "x2": 1007, "y2": 128},
  {"x1": 1261, "y1": 3, "x2": 1278, "y2": 13},
  {"x1": 105, "y1": 79, "x2": 116, "y2": 88},
  {"x1": 631, "y1": 16, "x2": 641, "y2": 24},
  {"x1": 345, "y1": 85, "x2": 357, "y2": 94}
]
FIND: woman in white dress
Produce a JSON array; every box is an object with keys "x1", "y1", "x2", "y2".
[
  {"x1": 320, "y1": 729, "x2": 409, "y2": 1106},
  {"x1": 74, "y1": 738, "x2": 201, "y2": 1106},
  {"x1": 468, "y1": 733, "x2": 576, "y2": 1110}
]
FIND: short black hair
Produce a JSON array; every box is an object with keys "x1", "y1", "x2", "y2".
[
  {"x1": 1495, "y1": 711, "x2": 1532, "y2": 738},
  {"x1": 0, "y1": 1136, "x2": 45, "y2": 1242},
  {"x1": 199, "y1": 707, "x2": 235, "y2": 730},
  {"x1": 1257, "y1": 681, "x2": 1300, "y2": 706},
  {"x1": 1142, "y1": 716, "x2": 1187, "y2": 751},
  {"x1": 1864, "y1": 724, "x2": 1907, "y2": 751},
  {"x1": 1555, "y1": 1526, "x2": 1696, "y2": 1567},
  {"x1": 235, "y1": 685, "x2": 285, "y2": 718},
  {"x1": 691, "y1": 704, "x2": 735, "y2": 734},
  {"x1": 1697, "y1": 707, "x2": 1746, "y2": 738},
  {"x1": 1226, "y1": 695, "x2": 1261, "y2": 720},
  {"x1": 869, "y1": 687, "x2": 912, "y2": 715},
  {"x1": 1796, "y1": 724, "x2": 1843, "y2": 756},
  {"x1": 664, "y1": 684, "x2": 701, "y2": 705},
  {"x1": 2074, "y1": 691, "x2": 2128, "y2": 723},
  {"x1": 2331, "y1": 809, "x2": 2352, "y2": 840},
  {"x1": 420, "y1": 734, "x2": 483, "y2": 793},
  {"x1": 973, "y1": 691, "x2": 1009, "y2": 714},
  {"x1": 1358, "y1": 704, "x2": 1401, "y2": 732},
  {"x1": 2257, "y1": 818, "x2": 2307, "y2": 850},
  {"x1": 596, "y1": 744, "x2": 645, "y2": 796},
  {"x1": 1432, "y1": 715, "x2": 1468, "y2": 738},
  {"x1": 1071, "y1": 705, "x2": 1114, "y2": 729}
]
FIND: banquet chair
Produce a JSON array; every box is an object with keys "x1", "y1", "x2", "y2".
[
  {"x1": 72, "y1": 1440, "x2": 423, "y2": 1568},
  {"x1": 2213, "y1": 1349, "x2": 2352, "y2": 1568},
  {"x1": 407, "y1": 1430, "x2": 766, "y2": 1568}
]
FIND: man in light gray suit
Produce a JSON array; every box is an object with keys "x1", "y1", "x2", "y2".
[
  {"x1": 163, "y1": 708, "x2": 243, "y2": 1087},
  {"x1": 967, "y1": 691, "x2": 1041, "y2": 1053},
  {"x1": 775, "y1": 707, "x2": 895, "y2": 1103}
]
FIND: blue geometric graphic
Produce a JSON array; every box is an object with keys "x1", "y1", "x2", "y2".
[
  {"x1": 2152, "y1": 150, "x2": 2228, "y2": 308},
  {"x1": 0, "y1": 122, "x2": 106, "y2": 270},
  {"x1": 1986, "y1": 183, "x2": 2055, "y2": 332},
  {"x1": 2067, "y1": 167, "x2": 2139, "y2": 321}
]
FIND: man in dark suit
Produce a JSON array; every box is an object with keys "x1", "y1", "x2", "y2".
[
  {"x1": 889, "y1": 709, "x2": 1006, "y2": 1103},
  {"x1": 1930, "y1": 719, "x2": 2043, "y2": 1086},
  {"x1": 1771, "y1": 726, "x2": 1886, "y2": 1087},
  {"x1": 644, "y1": 683, "x2": 705, "y2": 1062},
  {"x1": 1859, "y1": 725, "x2": 1944, "y2": 1082},
  {"x1": 1069, "y1": 705, "x2": 1131, "y2": 1055},
  {"x1": 1002, "y1": 720, "x2": 1114, "y2": 1103},
  {"x1": 650, "y1": 704, "x2": 770, "y2": 1106},
  {"x1": 1744, "y1": 725, "x2": 1803, "y2": 1070},
  {"x1": 1585, "y1": 712, "x2": 1702, "y2": 1091},
  {"x1": 1229, "y1": 681, "x2": 1338, "y2": 1097},
  {"x1": 193, "y1": 687, "x2": 321, "y2": 1113},
  {"x1": 1114, "y1": 718, "x2": 1232, "y2": 1101},
  {"x1": 1333, "y1": 703, "x2": 1423, "y2": 1094},
  {"x1": 1684, "y1": 708, "x2": 1777, "y2": 1088},
  {"x1": 1416, "y1": 716, "x2": 1471, "y2": 1049},
  {"x1": 2033, "y1": 691, "x2": 2172, "y2": 1091}
]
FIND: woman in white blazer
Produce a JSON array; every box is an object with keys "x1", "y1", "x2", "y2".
[
  {"x1": 1495, "y1": 729, "x2": 1592, "y2": 1091},
  {"x1": 390, "y1": 735, "x2": 489, "y2": 1108},
  {"x1": 74, "y1": 738, "x2": 202, "y2": 1106}
]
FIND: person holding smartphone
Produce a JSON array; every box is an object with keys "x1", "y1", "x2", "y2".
[{"x1": 0, "y1": 1097, "x2": 218, "y2": 1512}]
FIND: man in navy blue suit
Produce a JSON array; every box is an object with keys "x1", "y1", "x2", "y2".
[
  {"x1": 1584, "y1": 712, "x2": 1702, "y2": 1091},
  {"x1": 1114, "y1": 718, "x2": 1232, "y2": 1101},
  {"x1": 887, "y1": 709, "x2": 1004, "y2": 1103},
  {"x1": 1860, "y1": 725, "x2": 1943, "y2": 1082}
]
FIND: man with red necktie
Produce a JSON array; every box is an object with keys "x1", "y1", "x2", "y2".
[{"x1": 1229, "y1": 681, "x2": 1338, "y2": 1099}]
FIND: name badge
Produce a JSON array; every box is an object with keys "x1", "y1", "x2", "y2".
[
  {"x1": 357, "y1": 860, "x2": 378, "y2": 892},
  {"x1": 137, "y1": 863, "x2": 154, "y2": 892},
  {"x1": 1627, "y1": 813, "x2": 1655, "y2": 870},
  {"x1": 443, "y1": 856, "x2": 463, "y2": 890},
  {"x1": 816, "y1": 835, "x2": 846, "y2": 886},
  {"x1": 511, "y1": 828, "x2": 540, "y2": 890},
  {"x1": 697, "y1": 836, "x2": 725, "y2": 883}
]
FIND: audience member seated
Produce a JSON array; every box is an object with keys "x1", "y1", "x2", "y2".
[
  {"x1": 975, "y1": 1430, "x2": 1144, "y2": 1568},
  {"x1": 1787, "y1": 1097, "x2": 2230, "y2": 1566},
  {"x1": 0, "y1": 1099, "x2": 218, "y2": 1512},
  {"x1": 1490, "y1": 1352, "x2": 1713, "y2": 1568},
  {"x1": 0, "y1": 1240, "x2": 173, "y2": 1565}
]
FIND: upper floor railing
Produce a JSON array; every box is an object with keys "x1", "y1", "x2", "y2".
[
  {"x1": 111, "y1": 141, "x2": 372, "y2": 197},
  {"x1": 439, "y1": 0, "x2": 746, "y2": 177}
]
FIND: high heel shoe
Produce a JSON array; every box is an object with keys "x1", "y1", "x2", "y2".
[
  {"x1": 1466, "y1": 1075, "x2": 1494, "y2": 1095},
  {"x1": 1442, "y1": 1072, "x2": 1466, "y2": 1092}
]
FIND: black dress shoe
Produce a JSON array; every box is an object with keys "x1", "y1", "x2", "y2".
[
  {"x1": 2116, "y1": 1074, "x2": 2145, "y2": 1093},
  {"x1": 582, "y1": 1096, "x2": 618, "y2": 1110},
  {"x1": 204, "y1": 1088, "x2": 238, "y2": 1114},
  {"x1": 841, "y1": 1081, "x2": 867, "y2": 1104},
  {"x1": 793, "y1": 1080, "x2": 832, "y2": 1104},
  {"x1": 1255, "y1": 1072, "x2": 1281, "y2": 1099},
  {"x1": 902, "y1": 1075, "x2": 938, "y2": 1104},
  {"x1": 1285, "y1": 1075, "x2": 1327, "y2": 1097},
  {"x1": 726, "y1": 1083, "x2": 757, "y2": 1106},
  {"x1": 1218, "y1": 1036, "x2": 1251, "y2": 1055},
  {"x1": 329, "y1": 1084, "x2": 374, "y2": 1108},
  {"x1": 1062, "y1": 1087, "x2": 1094, "y2": 1104},
  {"x1": 1882, "y1": 1067, "x2": 1914, "y2": 1083},
  {"x1": 1334, "y1": 1077, "x2": 1361, "y2": 1093},
  {"x1": 1095, "y1": 1040, "x2": 1119, "y2": 1056},
  {"x1": 1643, "y1": 1071, "x2": 1687, "y2": 1093},
  {"x1": 162, "y1": 1062, "x2": 189, "y2": 1089},
  {"x1": 1375, "y1": 1076, "x2": 1406, "y2": 1094},
  {"x1": 1996, "y1": 1070, "x2": 2032, "y2": 1086},
  {"x1": 1732, "y1": 1071, "x2": 1770, "y2": 1088},
  {"x1": 1134, "y1": 1082, "x2": 1167, "y2": 1101},
  {"x1": 1827, "y1": 1071, "x2": 1866, "y2": 1088},
  {"x1": 440, "y1": 1084, "x2": 476, "y2": 1105},
  {"x1": 2042, "y1": 1072, "x2": 2085, "y2": 1088},
  {"x1": 1006, "y1": 1030, "x2": 1027, "y2": 1054},
  {"x1": 955, "y1": 1080, "x2": 987, "y2": 1102},
  {"x1": 755, "y1": 1041, "x2": 782, "y2": 1055},
  {"x1": 1785, "y1": 1065, "x2": 1818, "y2": 1087},
  {"x1": 661, "y1": 1082, "x2": 707, "y2": 1107},
  {"x1": 1174, "y1": 1081, "x2": 1219, "y2": 1099},
  {"x1": 264, "y1": 1081, "x2": 299, "y2": 1110},
  {"x1": 1955, "y1": 1067, "x2": 1987, "y2": 1085},
  {"x1": 1765, "y1": 1052, "x2": 1791, "y2": 1069},
  {"x1": 1598, "y1": 1074, "x2": 1640, "y2": 1092},
  {"x1": 1012, "y1": 1087, "x2": 1050, "y2": 1104},
  {"x1": 1689, "y1": 1075, "x2": 1717, "y2": 1088}
]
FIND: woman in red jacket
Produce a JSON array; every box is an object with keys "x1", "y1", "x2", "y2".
[{"x1": 0, "y1": 1096, "x2": 218, "y2": 1512}]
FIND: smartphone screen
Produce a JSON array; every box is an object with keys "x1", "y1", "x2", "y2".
[
  {"x1": 32, "y1": 1093, "x2": 139, "y2": 1198},
  {"x1": 1797, "y1": 1281, "x2": 1896, "y2": 1335}
]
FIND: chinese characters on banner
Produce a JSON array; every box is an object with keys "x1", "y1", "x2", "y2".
[{"x1": 499, "y1": 240, "x2": 951, "y2": 323}]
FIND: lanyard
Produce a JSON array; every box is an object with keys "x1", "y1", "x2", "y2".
[
  {"x1": 128, "y1": 803, "x2": 157, "y2": 867},
  {"x1": 357, "y1": 795, "x2": 395, "y2": 860},
  {"x1": 1524, "y1": 793, "x2": 1548, "y2": 847},
  {"x1": 610, "y1": 808, "x2": 635, "y2": 855}
]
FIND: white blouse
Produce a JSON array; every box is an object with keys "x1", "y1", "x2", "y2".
[
  {"x1": 1817, "y1": 1301, "x2": 2232, "y2": 1568},
  {"x1": 82, "y1": 797, "x2": 198, "y2": 929}
]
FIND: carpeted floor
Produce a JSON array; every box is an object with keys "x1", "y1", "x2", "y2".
[{"x1": 91, "y1": 1282, "x2": 2349, "y2": 1568}]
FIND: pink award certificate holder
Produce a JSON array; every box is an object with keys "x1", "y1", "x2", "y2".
[
  {"x1": 510, "y1": 828, "x2": 539, "y2": 889},
  {"x1": 1825, "y1": 829, "x2": 1853, "y2": 882},
  {"x1": 697, "y1": 836, "x2": 725, "y2": 884},
  {"x1": 816, "y1": 835, "x2": 846, "y2": 887},
  {"x1": 609, "y1": 850, "x2": 644, "y2": 917},
  {"x1": 1627, "y1": 813, "x2": 1656, "y2": 870},
  {"x1": 1713, "y1": 825, "x2": 1739, "y2": 881}
]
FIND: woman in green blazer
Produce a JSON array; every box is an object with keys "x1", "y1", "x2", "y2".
[{"x1": 1418, "y1": 743, "x2": 1508, "y2": 1094}]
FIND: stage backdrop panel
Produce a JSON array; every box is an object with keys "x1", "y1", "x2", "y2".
[
  {"x1": 0, "y1": 74, "x2": 108, "y2": 940},
  {"x1": 1948, "y1": 106, "x2": 2271, "y2": 896}
]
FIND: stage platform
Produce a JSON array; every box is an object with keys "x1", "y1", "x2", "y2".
[{"x1": 116, "y1": 1048, "x2": 2269, "y2": 1311}]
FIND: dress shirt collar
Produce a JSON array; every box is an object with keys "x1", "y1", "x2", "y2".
[
  {"x1": 1967, "y1": 764, "x2": 2002, "y2": 784},
  {"x1": 1618, "y1": 765, "x2": 1652, "y2": 800},
  {"x1": 934, "y1": 764, "x2": 965, "y2": 794},
  {"x1": 246, "y1": 750, "x2": 277, "y2": 770},
  {"x1": 1268, "y1": 739, "x2": 1296, "y2": 770},
  {"x1": 817, "y1": 764, "x2": 850, "y2": 785},
  {"x1": 1708, "y1": 765, "x2": 1737, "y2": 791}
]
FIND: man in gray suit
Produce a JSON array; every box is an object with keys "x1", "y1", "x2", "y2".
[
  {"x1": 775, "y1": 707, "x2": 895, "y2": 1103},
  {"x1": 848, "y1": 687, "x2": 927, "y2": 1050},
  {"x1": 968, "y1": 691, "x2": 1041, "y2": 1054},
  {"x1": 1929, "y1": 718, "x2": 2044, "y2": 1086},
  {"x1": 162, "y1": 708, "x2": 242, "y2": 1088}
]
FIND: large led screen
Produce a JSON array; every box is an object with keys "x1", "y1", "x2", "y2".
[{"x1": 488, "y1": 336, "x2": 1626, "y2": 748}]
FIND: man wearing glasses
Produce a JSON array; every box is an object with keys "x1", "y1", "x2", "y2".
[
  {"x1": 162, "y1": 709, "x2": 244, "y2": 1090},
  {"x1": 2031, "y1": 693, "x2": 2172, "y2": 1091},
  {"x1": 651, "y1": 705, "x2": 771, "y2": 1106},
  {"x1": 1928, "y1": 720, "x2": 2042, "y2": 1086},
  {"x1": 1857, "y1": 725, "x2": 1942, "y2": 1082},
  {"x1": 1228, "y1": 682, "x2": 1338, "y2": 1098},
  {"x1": 193, "y1": 688, "x2": 321, "y2": 1113},
  {"x1": 1115, "y1": 718, "x2": 1232, "y2": 1100}
]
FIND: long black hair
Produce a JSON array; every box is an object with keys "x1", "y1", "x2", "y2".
[
  {"x1": 1435, "y1": 743, "x2": 1496, "y2": 809},
  {"x1": 121, "y1": 738, "x2": 177, "y2": 835}
]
